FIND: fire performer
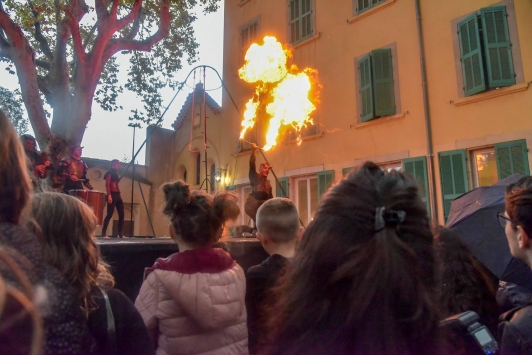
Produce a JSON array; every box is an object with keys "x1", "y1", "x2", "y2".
[
  {"x1": 20, "y1": 134, "x2": 52, "y2": 192},
  {"x1": 245, "y1": 143, "x2": 273, "y2": 226},
  {"x1": 100, "y1": 159, "x2": 126, "y2": 238},
  {"x1": 57, "y1": 144, "x2": 93, "y2": 194}
]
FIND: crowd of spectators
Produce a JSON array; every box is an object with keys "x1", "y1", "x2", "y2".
[{"x1": 1, "y1": 108, "x2": 532, "y2": 355}]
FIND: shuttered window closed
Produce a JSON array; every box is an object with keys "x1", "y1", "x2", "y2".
[
  {"x1": 495, "y1": 140, "x2": 530, "y2": 179},
  {"x1": 317, "y1": 170, "x2": 335, "y2": 202},
  {"x1": 439, "y1": 150, "x2": 469, "y2": 221}
]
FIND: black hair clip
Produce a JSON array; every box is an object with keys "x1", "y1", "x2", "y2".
[{"x1": 375, "y1": 207, "x2": 406, "y2": 232}]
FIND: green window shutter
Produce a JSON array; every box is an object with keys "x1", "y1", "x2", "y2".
[
  {"x1": 438, "y1": 150, "x2": 469, "y2": 221},
  {"x1": 495, "y1": 140, "x2": 530, "y2": 179},
  {"x1": 290, "y1": 0, "x2": 313, "y2": 43},
  {"x1": 480, "y1": 6, "x2": 515, "y2": 88},
  {"x1": 318, "y1": 170, "x2": 335, "y2": 202},
  {"x1": 358, "y1": 54, "x2": 374, "y2": 122},
  {"x1": 371, "y1": 48, "x2": 396, "y2": 117},
  {"x1": 276, "y1": 177, "x2": 289, "y2": 198},
  {"x1": 458, "y1": 14, "x2": 486, "y2": 96},
  {"x1": 402, "y1": 157, "x2": 430, "y2": 216},
  {"x1": 342, "y1": 167, "x2": 354, "y2": 176},
  {"x1": 226, "y1": 185, "x2": 236, "y2": 191}
]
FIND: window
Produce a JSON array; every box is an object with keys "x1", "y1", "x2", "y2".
[
  {"x1": 356, "y1": 0, "x2": 386, "y2": 14},
  {"x1": 295, "y1": 176, "x2": 319, "y2": 226},
  {"x1": 241, "y1": 19, "x2": 259, "y2": 53},
  {"x1": 183, "y1": 170, "x2": 187, "y2": 183},
  {"x1": 357, "y1": 48, "x2": 396, "y2": 122},
  {"x1": 379, "y1": 161, "x2": 402, "y2": 173},
  {"x1": 402, "y1": 157, "x2": 430, "y2": 216},
  {"x1": 289, "y1": 0, "x2": 313, "y2": 44},
  {"x1": 458, "y1": 6, "x2": 515, "y2": 97},
  {"x1": 277, "y1": 177, "x2": 289, "y2": 197},
  {"x1": 471, "y1": 148, "x2": 497, "y2": 187},
  {"x1": 439, "y1": 139, "x2": 530, "y2": 220},
  {"x1": 283, "y1": 122, "x2": 319, "y2": 143},
  {"x1": 196, "y1": 153, "x2": 201, "y2": 185},
  {"x1": 239, "y1": 184, "x2": 254, "y2": 227}
]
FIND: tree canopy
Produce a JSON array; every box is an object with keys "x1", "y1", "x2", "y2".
[
  {"x1": 0, "y1": 0, "x2": 219, "y2": 159},
  {"x1": 0, "y1": 86, "x2": 29, "y2": 135}
]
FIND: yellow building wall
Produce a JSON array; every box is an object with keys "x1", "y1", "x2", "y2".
[{"x1": 165, "y1": 0, "x2": 532, "y2": 225}]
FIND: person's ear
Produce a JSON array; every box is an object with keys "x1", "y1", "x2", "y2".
[
  {"x1": 517, "y1": 226, "x2": 531, "y2": 249},
  {"x1": 256, "y1": 231, "x2": 266, "y2": 244},
  {"x1": 296, "y1": 226, "x2": 304, "y2": 242}
]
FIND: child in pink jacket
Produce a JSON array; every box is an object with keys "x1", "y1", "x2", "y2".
[{"x1": 135, "y1": 181, "x2": 248, "y2": 355}]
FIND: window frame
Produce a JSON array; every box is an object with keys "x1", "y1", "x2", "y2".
[
  {"x1": 356, "y1": 0, "x2": 387, "y2": 15},
  {"x1": 452, "y1": 1, "x2": 523, "y2": 98},
  {"x1": 294, "y1": 174, "x2": 319, "y2": 226},
  {"x1": 288, "y1": 0, "x2": 315, "y2": 45},
  {"x1": 354, "y1": 43, "x2": 401, "y2": 123},
  {"x1": 470, "y1": 147, "x2": 498, "y2": 188},
  {"x1": 240, "y1": 17, "x2": 260, "y2": 58}
]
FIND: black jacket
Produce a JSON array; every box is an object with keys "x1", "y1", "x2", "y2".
[
  {"x1": 499, "y1": 304, "x2": 532, "y2": 355},
  {"x1": 245, "y1": 254, "x2": 289, "y2": 355}
]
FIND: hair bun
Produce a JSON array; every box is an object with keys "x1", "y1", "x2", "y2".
[{"x1": 162, "y1": 180, "x2": 191, "y2": 218}]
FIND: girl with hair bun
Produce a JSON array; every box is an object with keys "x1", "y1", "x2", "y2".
[
  {"x1": 262, "y1": 162, "x2": 443, "y2": 355},
  {"x1": 135, "y1": 181, "x2": 248, "y2": 355}
]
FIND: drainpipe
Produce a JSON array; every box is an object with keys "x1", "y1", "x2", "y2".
[{"x1": 415, "y1": 0, "x2": 438, "y2": 225}]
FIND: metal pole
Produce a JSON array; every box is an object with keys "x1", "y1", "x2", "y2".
[{"x1": 130, "y1": 125, "x2": 135, "y2": 236}]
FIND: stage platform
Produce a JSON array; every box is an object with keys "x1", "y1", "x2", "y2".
[{"x1": 97, "y1": 237, "x2": 268, "y2": 302}]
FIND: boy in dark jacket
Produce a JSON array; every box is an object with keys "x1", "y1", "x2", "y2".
[{"x1": 245, "y1": 198, "x2": 302, "y2": 355}]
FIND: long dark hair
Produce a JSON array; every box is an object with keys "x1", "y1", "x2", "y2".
[
  {"x1": 263, "y1": 162, "x2": 441, "y2": 355},
  {"x1": 434, "y1": 227, "x2": 499, "y2": 335},
  {"x1": 162, "y1": 180, "x2": 239, "y2": 247}
]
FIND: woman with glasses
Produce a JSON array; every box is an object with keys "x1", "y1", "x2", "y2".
[{"x1": 498, "y1": 176, "x2": 532, "y2": 355}]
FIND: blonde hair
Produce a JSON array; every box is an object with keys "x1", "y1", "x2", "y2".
[
  {"x1": 0, "y1": 109, "x2": 32, "y2": 224},
  {"x1": 27, "y1": 192, "x2": 114, "y2": 316}
]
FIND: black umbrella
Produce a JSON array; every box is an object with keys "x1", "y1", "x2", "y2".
[{"x1": 446, "y1": 173, "x2": 532, "y2": 290}]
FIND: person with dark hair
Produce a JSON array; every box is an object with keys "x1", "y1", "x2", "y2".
[
  {"x1": 135, "y1": 181, "x2": 248, "y2": 355},
  {"x1": 246, "y1": 198, "x2": 303, "y2": 355},
  {"x1": 433, "y1": 227, "x2": 500, "y2": 355},
  {"x1": 262, "y1": 161, "x2": 442, "y2": 355},
  {"x1": 28, "y1": 192, "x2": 155, "y2": 355},
  {"x1": 498, "y1": 176, "x2": 532, "y2": 355},
  {"x1": 57, "y1": 144, "x2": 93, "y2": 194},
  {"x1": 101, "y1": 159, "x2": 125, "y2": 238},
  {"x1": 0, "y1": 109, "x2": 97, "y2": 355},
  {"x1": 244, "y1": 144, "x2": 272, "y2": 226},
  {"x1": 20, "y1": 134, "x2": 51, "y2": 192}
]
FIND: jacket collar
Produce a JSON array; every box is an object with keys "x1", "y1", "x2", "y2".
[{"x1": 146, "y1": 247, "x2": 236, "y2": 275}]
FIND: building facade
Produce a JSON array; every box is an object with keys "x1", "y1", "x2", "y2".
[{"x1": 160, "y1": 0, "x2": 532, "y2": 227}]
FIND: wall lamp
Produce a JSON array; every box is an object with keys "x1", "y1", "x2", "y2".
[{"x1": 215, "y1": 168, "x2": 227, "y2": 182}]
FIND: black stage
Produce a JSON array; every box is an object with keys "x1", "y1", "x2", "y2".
[{"x1": 97, "y1": 237, "x2": 268, "y2": 302}]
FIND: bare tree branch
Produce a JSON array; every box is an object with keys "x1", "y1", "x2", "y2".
[
  {"x1": 36, "y1": 59, "x2": 51, "y2": 70},
  {"x1": 95, "y1": 0, "x2": 109, "y2": 21},
  {"x1": 102, "y1": 0, "x2": 168, "y2": 63},
  {"x1": 115, "y1": 0, "x2": 142, "y2": 32},
  {"x1": 28, "y1": 1, "x2": 54, "y2": 60},
  {"x1": 110, "y1": 0, "x2": 120, "y2": 20},
  {"x1": 67, "y1": 0, "x2": 87, "y2": 63},
  {"x1": 82, "y1": 22, "x2": 98, "y2": 50},
  {"x1": 125, "y1": 9, "x2": 142, "y2": 40}
]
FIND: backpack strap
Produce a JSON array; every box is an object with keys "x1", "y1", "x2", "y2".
[{"x1": 98, "y1": 287, "x2": 117, "y2": 355}]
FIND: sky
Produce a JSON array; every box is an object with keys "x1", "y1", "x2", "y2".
[{"x1": 0, "y1": 1, "x2": 225, "y2": 165}]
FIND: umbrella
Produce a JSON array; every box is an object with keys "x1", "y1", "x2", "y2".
[{"x1": 446, "y1": 173, "x2": 532, "y2": 290}]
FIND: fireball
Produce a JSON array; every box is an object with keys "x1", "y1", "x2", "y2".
[{"x1": 238, "y1": 36, "x2": 319, "y2": 151}]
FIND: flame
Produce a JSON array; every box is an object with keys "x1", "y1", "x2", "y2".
[{"x1": 238, "y1": 36, "x2": 319, "y2": 151}]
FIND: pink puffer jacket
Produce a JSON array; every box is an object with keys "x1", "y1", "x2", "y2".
[{"x1": 135, "y1": 248, "x2": 248, "y2": 355}]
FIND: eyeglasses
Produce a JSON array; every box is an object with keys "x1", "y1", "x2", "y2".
[{"x1": 497, "y1": 212, "x2": 514, "y2": 228}]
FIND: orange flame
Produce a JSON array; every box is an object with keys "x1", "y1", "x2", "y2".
[{"x1": 238, "y1": 36, "x2": 319, "y2": 151}]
